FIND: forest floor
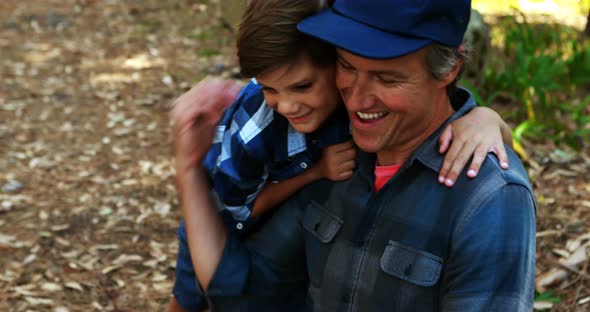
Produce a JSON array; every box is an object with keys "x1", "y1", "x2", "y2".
[{"x1": 0, "y1": 0, "x2": 589, "y2": 311}]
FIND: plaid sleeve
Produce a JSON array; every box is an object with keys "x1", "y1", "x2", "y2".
[
  {"x1": 203, "y1": 79, "x2": 275, "y2": 221},
  {"x1": 442, "y1": 184, "x2": 536, "y2": 311}
]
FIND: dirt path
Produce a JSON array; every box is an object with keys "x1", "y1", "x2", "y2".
[
  {"x1": 1, "y1": 1, "x2": 589, "y2": 311},
  {"x1": 0, "y1": 0, "x2": 234, "y2": 310}
]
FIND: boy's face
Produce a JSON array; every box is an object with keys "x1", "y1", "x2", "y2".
[{"x1": 256, "y1": 56, "x2": 340, "y2": 134}]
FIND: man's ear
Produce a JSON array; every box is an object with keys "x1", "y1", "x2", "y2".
[{"x1": 437, "y1": 45, "x2": 465, "y2": 87}]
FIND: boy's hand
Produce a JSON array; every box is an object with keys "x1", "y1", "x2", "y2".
[
  {"x1": 438, "y1": 107, "x2": 510, "y2": 187},
  {"x1": 171, "y1": 77, "x2": 243, "y2": 173},
  {"x1": 313, "y1": 140, "x2": 356, "y2": 181}
]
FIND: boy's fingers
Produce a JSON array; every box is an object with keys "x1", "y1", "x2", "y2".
[
  {"x1": 445, "y1": 141, "x2": 477, "y2": 186},
  {"x1": 338, "y1": 148, "x2": 356, "y2": 161},
  {"x1": 179, "y1": 120, "x2": 195, "y2": 135},
  {"x1": 340, "y1": 160, "x2": 356, "y2": 171},
  {"x1": 467, "y1": 145, "x2": 489, "y2": 178},
  {"x1": 216, "y1": 81, "x2": 242, "y2": 110},
  {"x1": 491, "y1": 145, "x2": 510, "y2": 169},
  {"x1": 438, "y1": 140, "x2": 464, "y2": 184},
  {"x1": 334, "y1": 140, "x2": 354, "y2": 151},
  {"x1": 337, "y1": 171, "x2": 354, "y2": 180},
  {"x1": 438, "y1": 125, "x2": 453, "y2": 154},
  {"x1": 443, "y1": 157, "x2": 463, "y2": 187},
  {"x1": 438, "y1": 164, "x2": 449, "y2": 184},
  {"x1": 227, "y1": 81, "x2": 244, "y2": 96}
]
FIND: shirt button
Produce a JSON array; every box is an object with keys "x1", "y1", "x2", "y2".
[
  {"x1": 342, "y1": 294, "x2": 351, "y2": 303},
  {"x1": 236, "y1": 222, "x2": 243, "y2": 230},
  {"x1": 404, "y1": 263, "x2": 413, "y2": 276},
  {"x1": 300, "y1": 162, "x2": 308, "y2": 169}
]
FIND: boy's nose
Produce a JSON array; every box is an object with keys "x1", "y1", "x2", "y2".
[{"x1": 276, "y1": 99, "x2": 299, "y2": 116}]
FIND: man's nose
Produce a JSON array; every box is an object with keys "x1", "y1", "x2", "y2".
[{"x1": 346, "y1": 75, "x2": 374, "y2": 110}]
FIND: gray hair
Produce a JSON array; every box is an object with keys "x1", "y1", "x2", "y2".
[{"x1": 424, "y1": 43, "x2": 471, "y2": 93}]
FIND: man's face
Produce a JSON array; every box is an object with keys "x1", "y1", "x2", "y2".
[
  {"x1": 256, "y1": 56, "x2": 340, "y2": 134},
  {"x1": 335, "y1": 48, "x2": 451, "y2": 165}
]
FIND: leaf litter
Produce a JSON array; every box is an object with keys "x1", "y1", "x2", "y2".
[
  {"x1": 0, "y1": 0, "x2": 589, "y2": 311},
  {"x1": 0, "y1": 0, "x2": 232, "y2": 310}
]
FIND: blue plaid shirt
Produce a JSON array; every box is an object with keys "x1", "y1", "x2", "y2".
[
  {"x1": 204, "y1": 88, "x2": 536, "y2": 311},
  {"x1": 203, "y1": 79, "x2": 350, "y2": 223}
]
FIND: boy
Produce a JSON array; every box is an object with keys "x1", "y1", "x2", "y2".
[{"x1": 170, "y1": 0, "x2": 512, "y2": 311}]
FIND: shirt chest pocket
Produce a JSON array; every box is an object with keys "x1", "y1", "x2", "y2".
[
  {"x1": 302, "y1": 201, "x2": 343, "y2": 287},
  {"x1": 380, "y1": 240, "x2": 443, "y2": 287},
  {"x1": 302, "y1": 201, "x2": 343, "y2": 243}
]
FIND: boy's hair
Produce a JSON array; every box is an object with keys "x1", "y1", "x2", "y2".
[{"x1": 237, "y1": 0, "x2": 335, "y2": 78}]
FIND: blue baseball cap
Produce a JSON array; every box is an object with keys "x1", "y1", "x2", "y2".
[{"x1": 298, "y1": 0, "x2": 471, "y2": 59}]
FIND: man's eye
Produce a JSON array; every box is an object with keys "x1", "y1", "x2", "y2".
[
  {"x1": 377, "y1": 76, "x2": 401, "y2": 85},
  {"x1": 337, "y1": 60, "x2": 354, "y2": 71},
  {"x1": 262, "y1": 87, "x2": 277, "y2": 94}
]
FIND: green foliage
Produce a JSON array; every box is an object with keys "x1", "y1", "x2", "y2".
[
  {"x1": 135, "y1": 18, "x2": 163, "y2": 34},
  {"x1": 187, "y1": 31, "x2": 212, "y2": 41},
  {"x1": 535, "y1": 290, "x2": 562, "y2": 303},
  {"x1": 472, "y1": 13, "x2": 590, "y2": 149},
  {"x1": 197, "y1": 48, "x2": 220, "y2": 57},
  {"x1": 534, "y1": 290, "x2": 562, "y2": 312}
]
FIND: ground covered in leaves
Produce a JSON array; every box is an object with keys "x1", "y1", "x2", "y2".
[{"x1": 0, "y1": 0, "x2": 588, "y2": 311}]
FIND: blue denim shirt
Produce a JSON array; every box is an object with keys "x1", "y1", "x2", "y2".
[{"x1": 205, "y1": 88, "x2": 537, "y2": 311}]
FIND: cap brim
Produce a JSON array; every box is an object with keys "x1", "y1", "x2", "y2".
[{"x1": 298, "y1": 8, "x2": 431, "y2": 59}]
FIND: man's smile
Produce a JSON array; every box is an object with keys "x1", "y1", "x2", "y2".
[{"x1": 356, "y1": 111, "x2": 388, "y2": 120}]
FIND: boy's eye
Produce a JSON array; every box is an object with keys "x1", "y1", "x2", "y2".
[
  {"x1": 293, "y1": 83, "x2": 312, "y2": 91},
  {"x1": 262, "y1": 87, "x2": 277, "y2": 94}
]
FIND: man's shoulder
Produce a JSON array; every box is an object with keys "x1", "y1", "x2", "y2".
[
  {"x1": 447, "y1": 146, "x2": 536, "y2": 231},
  {"x1": 420, "y1": 144, "x2": 534, "y2": 225},
  {"x1": 477, "y1": 146, "x2": 532, "y2": 191}
]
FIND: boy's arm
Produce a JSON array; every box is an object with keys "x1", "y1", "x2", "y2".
[
  {"x1": 250, "y1": 140, "x2": 356, "y2": 218},
  {"x1": 438, "y1": 107, "x2": 512, "y2": 187},
  {"x1": 204, "y1": 79, "x2": 271, "y2": 220}
]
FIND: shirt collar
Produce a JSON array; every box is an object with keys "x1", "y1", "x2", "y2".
[
  {"x1": 287, "y1": 125, "x2": 307, "y2": 157},
  {"x1": 411, "y1": 87, "x2": 477, "y2": 173},
  {"x1": 274, "y1": 104, "x2": 351, "y2": 160}
]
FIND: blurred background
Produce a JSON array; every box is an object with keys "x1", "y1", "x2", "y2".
[{"x1": 0, "y1": 0, "x2": 588, "y2": 311}]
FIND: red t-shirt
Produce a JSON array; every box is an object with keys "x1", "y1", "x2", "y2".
[{"x1": 374, "y1": 164, "x2": 401, "y2": 192}]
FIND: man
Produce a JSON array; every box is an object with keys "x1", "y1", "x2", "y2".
[{"x1": 171, "y1": 0, "x2": 536, "y2": 311}]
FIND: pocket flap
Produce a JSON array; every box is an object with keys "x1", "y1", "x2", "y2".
[
  {"x1": 380, "y1": 240, "x2": 442, "y2": 287},
  {"x1": 302, "y1": 201, "x2": 343, "y2": 243}
]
